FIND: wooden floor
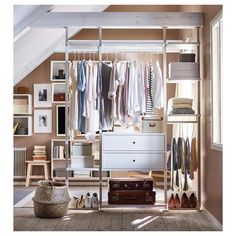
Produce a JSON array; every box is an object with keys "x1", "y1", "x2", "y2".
[
  {"x1": 14, "y1": 185, "x2": 222, "y2": 231},
  {"x1": 14, "y1": 207, "x2": 222, "y2": 231}
]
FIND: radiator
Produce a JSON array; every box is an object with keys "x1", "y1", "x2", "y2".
[{"x1": 14, "y1": 147, "x2": 26, "y2": 177}]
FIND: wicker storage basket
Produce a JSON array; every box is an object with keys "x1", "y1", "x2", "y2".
[{"x1": 32, "y1": 180, "x2": 71, "y2": 218}]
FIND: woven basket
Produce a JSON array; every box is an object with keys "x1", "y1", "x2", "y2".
[{"x1": 32, "y1": 180, "x2": 71, "y2": 218}]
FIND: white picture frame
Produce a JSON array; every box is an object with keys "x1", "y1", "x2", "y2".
[
  {"x1": 34, "y1": 109, "x2": 52, "y2": 133},
  {"x1": 34, "y1": 84, "x2": 52, "y2": 107}
]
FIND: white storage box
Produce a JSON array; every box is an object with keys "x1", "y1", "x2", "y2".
[
  {"x1": 141, "y1": 116, "x2": 163, "y2": 133},
  {"x1": 72, "y1": 143, "x2": 92, "y2": 156},
  {"x1": 71, "y1": 155, "x2": 94, "y2": 168},
  {"x1": 168, "y1": 62, "x2": 199, "y2": 78}
]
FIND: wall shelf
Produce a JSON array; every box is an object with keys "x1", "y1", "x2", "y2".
[
  {"x1": 52, "y1": 83, "x2": 66, "y2": 103},
  {"x1": 50, "y1": 61, "x2": 71, "y2": 81},
  {"x1": 13, "y1": 116, "x2": 32, "y2": 136},
  {"x1": 13, "y1": 94, "x2": 32, "y2": 115},
  {"x1": 167, "y1": 114, "x2": 200, "y2": 123},
  {"x1": 166, "y1": 78, "x2": 200, "y2": 83}
]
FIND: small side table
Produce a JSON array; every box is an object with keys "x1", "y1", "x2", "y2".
[{"x1": 25, "y1": 160, "x2": 50, "y2": 187}]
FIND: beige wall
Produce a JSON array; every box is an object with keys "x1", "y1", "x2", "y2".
[
  {"x1": 180, "y1": 4, "x2": 223, "y2": 224},
  {"x1": 202, "y1": 5, "x2": 223, "y2": 225}
]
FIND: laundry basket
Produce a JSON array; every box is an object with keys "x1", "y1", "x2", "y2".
[{"x1": 32, "y1": 180, "x2": 71, "y2": 218}]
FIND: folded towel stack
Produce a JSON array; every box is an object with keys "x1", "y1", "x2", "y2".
[{"x1": 169, "y1": 97, "x2": 195, "y2": 114}]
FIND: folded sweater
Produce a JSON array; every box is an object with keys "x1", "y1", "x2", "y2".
[
  {"x1": 172, "y1": 97, "x2": 193, "y2": 105},
  {"x1": 170, "y1": 108, "x2": 195, "y2": 114},
  {"x1": 172, "y1": 103, "x2": 193, "y2": 109}
]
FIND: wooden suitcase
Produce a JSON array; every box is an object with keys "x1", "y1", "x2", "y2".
[
  {"x1": 108, "y1": 190, "x2": 156, "y2": 204},
  {"x1": 109, "y1": 177, "x2": 153, "y2": 192}
]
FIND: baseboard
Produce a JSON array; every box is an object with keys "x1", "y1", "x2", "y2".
[{"x1": 201, "y1": 206, "x2": 222, "y2": 230}]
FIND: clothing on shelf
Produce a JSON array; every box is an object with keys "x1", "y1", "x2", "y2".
[
  {"x1": 68, "y1": 59, "x2": 164, "y2": 138},
  {"x1": 168, "y1": 97, "x2": 195, "y2": 115},
  {"x1": 170, "y1": 136, "x2": 198, "y2": 191}
]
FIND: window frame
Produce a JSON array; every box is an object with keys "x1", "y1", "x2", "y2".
[{"x1": 210, "y1": 11, "x2": 223, "y2": 152}]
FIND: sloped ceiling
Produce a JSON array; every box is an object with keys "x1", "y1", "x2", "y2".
[{"x1": 14, "y1": 5, "x2": 108, "y2": 85}]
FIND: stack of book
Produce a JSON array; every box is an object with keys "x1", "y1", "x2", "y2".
[{"x1": 33, "y1": 146, "x2": 47, "y2": 161}]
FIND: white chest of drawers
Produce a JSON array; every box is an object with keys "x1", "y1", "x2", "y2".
[{"x1": 102, "y1": 133, "x2": 166, "y2": 171}]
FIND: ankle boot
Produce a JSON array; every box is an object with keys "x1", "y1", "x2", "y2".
[
  {"x1": 168, "y1": 193, "x2": 175, "y2": 208},
  {"x1": 181, "y1": 192, "x2": 189, "y2": 208},
  {"x1": 174, "y1": 193, "x2": 181, "y2": 208},
  {"x1": 189, "y1": 193, "x2": 197, "y2": 208}
]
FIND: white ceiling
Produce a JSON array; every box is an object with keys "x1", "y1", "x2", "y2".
[{"x1": 14, "y1": 5, "x2": 108, "y2": 85}]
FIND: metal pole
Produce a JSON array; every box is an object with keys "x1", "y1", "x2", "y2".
[
  {"x1": 98, "y1": 27, "x2": 103, "y2": 210},
  {"x1": 65, "y1": 27, "x2": 69, "y2": 187},
  {"x1": 162, "y1": 27, "x2": 168, "y2": 208},
  {"x1": 196, "y1": 27, "x2": 201, "y2": 210}
]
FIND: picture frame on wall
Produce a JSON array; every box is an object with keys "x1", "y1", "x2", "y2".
[
  {"x1": 34, "y1": 109, "x2": 52, "y2": 133},
  {"x1": 34, "y1": 84, "x2": 52, "y2": 107}
]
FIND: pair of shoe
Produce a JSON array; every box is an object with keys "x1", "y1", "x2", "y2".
[
  {"x1": 181, "y1": 192, "x2": 197, "y2": 208},
  {"x1": 71, "y1": 196, "x2": 85, "y2": 209},
  {"x1": 168, "y1": 193, "x2": 181, "y2": 208},
  {"x1": 84, "y1": 192, "x2": 99, "y2": 209},
  {"x1": 168, "y1": 192, "x2": 197, "y2": 208}
]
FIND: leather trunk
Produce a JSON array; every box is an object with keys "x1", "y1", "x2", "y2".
[
  {"x1": 108, "y1": 190, "x2": 156, "y2": 204},
  {"x1": 109, "y1": 177, "x2": 153, "y2": 192}
]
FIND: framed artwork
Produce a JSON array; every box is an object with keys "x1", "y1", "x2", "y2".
[
  {"x1": 56, "y1": 105, "x2": 65, "y2": 136},
  {"x1": 34, "y1": 84, "x2": 52, "y2": 107},
  {"x1": 34, "y1": 109, "x2": 52, "y2": 133}
]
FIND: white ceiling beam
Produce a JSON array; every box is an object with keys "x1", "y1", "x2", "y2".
[
  {"x1": 14, "y1": 5, "x2": 53, "y2": 41},
  {"x1": 30, "y1": 12, "x2": 203, "y2": 29},
  {"x1": 14, "y1": 28, "x2": 78, "y2": 85}
]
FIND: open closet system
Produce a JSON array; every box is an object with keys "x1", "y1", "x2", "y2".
[{"x1": 31, "y1": 12, "x2": 203, "y2": 210}]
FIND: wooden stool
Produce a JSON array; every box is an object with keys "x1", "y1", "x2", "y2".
[{"x1": 25, "y1": 161, "x2": 50, "y2": 187}]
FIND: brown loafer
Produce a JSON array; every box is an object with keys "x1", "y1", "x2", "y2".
[
  {"x1": 189, "y1": 193, "x2": 197, "y2": 208},
  {"x1": 181, "y1": 192, "x2": 189, "y2": 208},
  {"x1": 168, "y1": 193, "x2": 175, "y2": 208},
  {"x1": 174, "y1": 193, "x2": 181, "y2": 208}
]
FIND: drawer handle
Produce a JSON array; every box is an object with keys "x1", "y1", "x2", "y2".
[
  {"x1": 149, "y1": 123, "x2": 156, "y2": 127},
  {"x1": 133, "y1": 159, "x2": 135, "y2": 162},
  {"x1": 132, "y1": 141, "x2": 136, "y2": 144}
]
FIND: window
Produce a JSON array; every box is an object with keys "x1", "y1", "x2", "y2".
[{"x1": 211, "y1": 12, "x2": 223, "y2": 151}]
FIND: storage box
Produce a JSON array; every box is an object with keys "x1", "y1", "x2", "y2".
[
  {"x1": 179, "y1": 53, "x2": 195, "y2": 62},
  {"x1": 16, "y1": 87, "x2": 29, "y2": 94},
  {"x1": 92, "y1": 170, "x2": 110, "y2": 178},
  {"x1": 71, "y1": 155, "x2": 94, "y2": 168},
  {"x1": 108, "y1": 190, "x2": 156, "y2": 204},
  {"x1": 72, "y1": 143, "x2": 92, "y2": 156},
  {"x1": 168, "y1": 62, "x2": 199, "y2": 78},
  {"x1": 141, "y1": 116, "x2": 163, "y2": 133},
  {"x1": 54, "y1": 169, "x2": 73, "y2": 177},
  {"x1": 109, "y1": 177, "x2": 153, "y2": 191}
]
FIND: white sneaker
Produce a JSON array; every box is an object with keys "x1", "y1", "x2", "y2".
[
  {"x1": 84, "y1": 192, "x2": 92, "y2": 208},
  {"x1": 91, "y1": 192, "x2": 99, "y2": 208}
]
